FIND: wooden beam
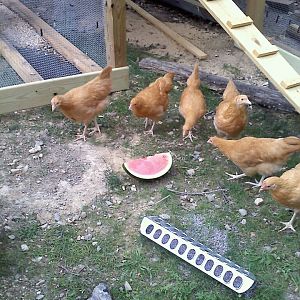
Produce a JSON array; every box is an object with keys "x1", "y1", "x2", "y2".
[
  {"x1": 246, "y1": 0, "x2": 266, "y2": 31},
  {"x1": 126, "y1": 0, "x2": 207, "y2": 60},
  {"x1": 1, "y1": 0, "x2": 102, "y2": 73},
  {"x1": 106, "y1": 0, "x2": 127, "y2": 68},
  {"x1": 0, "y1": 67, "x2": 129, "y2": 114},
  {"x1": 226, "y1": 16, "x2": 253, "y2": 29},
  {"x1": 0, "y1": 36, "x2": 43, "y2": 83}
]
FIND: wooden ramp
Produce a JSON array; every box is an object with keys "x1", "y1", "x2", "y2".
[{"x1": 197, "y1": 0, "x2": 300, "y2": 113}]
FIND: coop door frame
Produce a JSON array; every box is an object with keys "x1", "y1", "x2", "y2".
[{"x1": 0, "y1": 0, "x2": 128, "y2": 115}]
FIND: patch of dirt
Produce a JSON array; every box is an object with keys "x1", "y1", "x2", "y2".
[
  {"x1": 0, "y1": 114, "x2": 130, "y2": 225},
  {"x1": 127, "y1": 1, "x2": 266, "y2": 85}
]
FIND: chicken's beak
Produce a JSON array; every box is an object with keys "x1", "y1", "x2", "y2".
[
  {"x1": 51, "y1": 103, "x2": 56, "y2": 112},
  {"x1": 247, "y1": 100, "x2": 253, "y2": 110},
  {"x1": 207, "y1": 138, "x2": 212, "y2": 144},
  {"x1": 128, "y1": 104, "x2": 132, "y2": 111},
  {"x1": 259, "y1": 186, "x2": 265, "y2": 192}
]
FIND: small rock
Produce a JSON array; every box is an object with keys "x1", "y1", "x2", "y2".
[
  {"x1": 80, "y1": 211, "x2": 87, "y2": 219},
  {"x1": 87, "y1": 282, "x2": 112, "y2": 300},
  {"x1": 4, "y1": 226, "x2": 11, "y2": 231},
  {"x1": 84, "y1": 234, "x2": 93, "y2": 241},
  {"x1": 254, "y1": 197, "x2": 264, "y2": 206},
  {"x1": 21, "y1": 244, "x2": 29, "y2": 251},
  {"x1": 124, "y1": 281, "x2": 132, "y2": 292},
  {"x1": 241, "y1": 219, "x2": 247, "y2": 225},
  {"x1": 238, "y1": 208, "x2": 248, "y2": 217},
  {"x1": 148, "y1": 200, "x2": 155, "y2": 206},
  {"x1": 8, "y1": 235, "x2": 15, "y2": 240},
  {"x1": 35, "y1": 140, "x2": 44, "y2": 147},
  {"x1": 92, "y1": 241, "x2": 98, "y2": 246},
  {"x1": 206, "y1": 193, "x2": 215, "y2": 202},
  {"x1": 96, "y1": 221, "x2": 102, "y2": 226},
  {"x1": 225, "y1": 224, "x2": 231, "y2": 230},
  {"x1": 186, "y1": 169, "x2": 195, "y2": 176},
  {"x1": 159, "y1": 214, "x2": 170, "y2": 220},
  {"x1": 32, "y1": 256, "x2": 43, "y2": 263},
  {"x1": 77, "y1": 235, "x2": 81, "y2": 241},
  {"x1": 96, "y1": 246, "x2": 102, "y2": 252},
  {"x1": 29, "y1": 145, "x2": 42, "y2": 154},
  {"x1": 130, "y1": 185, "x2": 137, "y2": 192},
  {"x1": 250, "y1": 232, "x2": 256, "y2": 238},
  {"x1": 54, "y1": 213, "x2": 61, "y2": 222},
  {"x1": 36, "y1": 294, "x2": 44, "y2": 300},
  {"x1": 295, "y1": 251, "x2": 300, "y2": 258},
  {"x1": 263, "y1": 246, "x2": 272, "y2": 252},
  {"x1": 105, "y1": 201, "x2": 112, "y2": 206}
]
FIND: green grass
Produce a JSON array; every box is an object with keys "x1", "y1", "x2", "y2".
[{"x1": 1, "y1": 44, "x2": 300, "y2": 299}]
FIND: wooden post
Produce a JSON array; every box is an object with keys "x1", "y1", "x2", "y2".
[
  {"x1": 105, "y1": 0, "x2": 127, "y2": 68},
  {"x1": 246, "y1": 0, "x2": 266, "y2": 32}
]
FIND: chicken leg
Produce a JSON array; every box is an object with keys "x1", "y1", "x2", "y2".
[
  {"x1": 184, "y1": 130, "x2": 196, "y2": 142},
  {"x1": 89, "y1": 117, "x2": 101, "y2": 136},
  {"x1": 144, "y1": 121, "x2": 155, "y2": 136},
  {"x1": 225, "y1": 172, "x2": 247, "y2": 180},
  {"x1": 75, "y1": 124, "x2": 88, "y2": 142},
  {"x1": 144, "y1": 118, "x2": 150, "y2": 129},
  {"x1": 278, "y1": 210, "x2": 299, "y2": 232},
  {"x1": 245, "y1": 175, "x2": 266, "y2": 188}
]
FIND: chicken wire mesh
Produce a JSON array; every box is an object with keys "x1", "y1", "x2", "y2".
[
  {"x1": 0, "y1": 0, "x2": 107, "y2": 88},
  {"x1": 235, "y1": 0, "x2": 300, "y2": 54}
]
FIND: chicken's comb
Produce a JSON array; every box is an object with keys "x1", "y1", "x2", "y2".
[{"x1": 140, "y1": 216, "x2": 257, "y2": 296}]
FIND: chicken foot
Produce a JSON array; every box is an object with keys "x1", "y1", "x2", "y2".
[
  {"x1": 184, "y1": 130, "x2": 196, "y2": 142},
  {"x1": 75, "y1": 125, "x2": 88, "y2": 142},
  {"x1": 278, "y1": 210, "x2": 298, "y2": 232},
  {"x1": 144, "y1": 118, "x2": 150, "y2": 129},
  {"x1": 245, "y1": 175, "x2": 266, "y2": 188},
  {"x1": 144, "y1": 121, "x2": 155, "y2": 136},
  {"x1": 225, "y1": 172, "x2": 247, "y2": 180},
  {"x1": 88, "y1": 118, "x2": 101, "y2": 136}
]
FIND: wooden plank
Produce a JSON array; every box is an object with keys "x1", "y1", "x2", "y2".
[
  {"x1": 227, "y1": 16, "x2": 253, "y2": 29},
  {"x1": 126, "y1": 0, "x2": 207, "y2": 60},
  {"x1": 253, "y1": 45, "x2": 279, "y2": 58},
  {"x1": 281, "y1": 78, "x2": 300, "y2": 89},
  {"x1": 106, "y1": 0, "x2": 127, "y2": 68},
  {"x1": 196, "y1": 0, "x2": 300, "y2": 113},
  {"x1": 0, "y1": 67, "x2": 129, "y2": 114},
  {"x1": 0, "y1": 36, "x2": 43, "y2": 83},
  {"x1": 246, "y1": 0, "x2": 266, "y2": 31},
  {"x1": 1, "y1": 0, "x2": 102, "y2": 73}
]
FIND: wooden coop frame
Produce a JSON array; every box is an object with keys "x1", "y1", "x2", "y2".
[{"x1": 0, "y1": 0, "x2": 129, "y2": 115}]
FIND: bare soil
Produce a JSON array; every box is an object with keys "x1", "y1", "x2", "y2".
[{"x1": 126, "y1": 1, "x2": 266, "y2": 85}]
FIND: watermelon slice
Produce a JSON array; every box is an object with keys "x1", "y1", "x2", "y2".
[{"x1": 123, "y1": 152, "x2": 172, "y2": 179}]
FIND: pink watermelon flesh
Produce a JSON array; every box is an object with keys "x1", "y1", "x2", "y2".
[{"x1": 126, "y1": 153, "x2": 170, "y2": 176}]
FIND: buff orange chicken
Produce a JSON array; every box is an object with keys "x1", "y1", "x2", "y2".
[
  {"x1": 179, "y1": 63, "x2": 207, "y2": 141},
  {"x1": 260, "y1": 163, "x2": 300, "y2": 232},
  {"x1": 208, "y1": 136, "x2": 300, "y2": 187},
  {"x1": 129, "y1": 72, "x2": 175, "y2": 135},
  {"x1": 51, "y1": 66, "x2": 112, "y2": 141}
]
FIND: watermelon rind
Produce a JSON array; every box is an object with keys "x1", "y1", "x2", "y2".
[{"x1": 123, "y1": 152, "x2": 172, "y2": 179}]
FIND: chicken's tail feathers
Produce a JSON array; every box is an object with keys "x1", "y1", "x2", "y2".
[
  {"x1": 99, "y1": 66, "x2": 113, "y2": 79},
  {"x1": 187, "y1": 63, "x2": 200, "y2": 87},
  {"x1": 160, "y1": 72, "x2": 175, "y2": 93}
]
